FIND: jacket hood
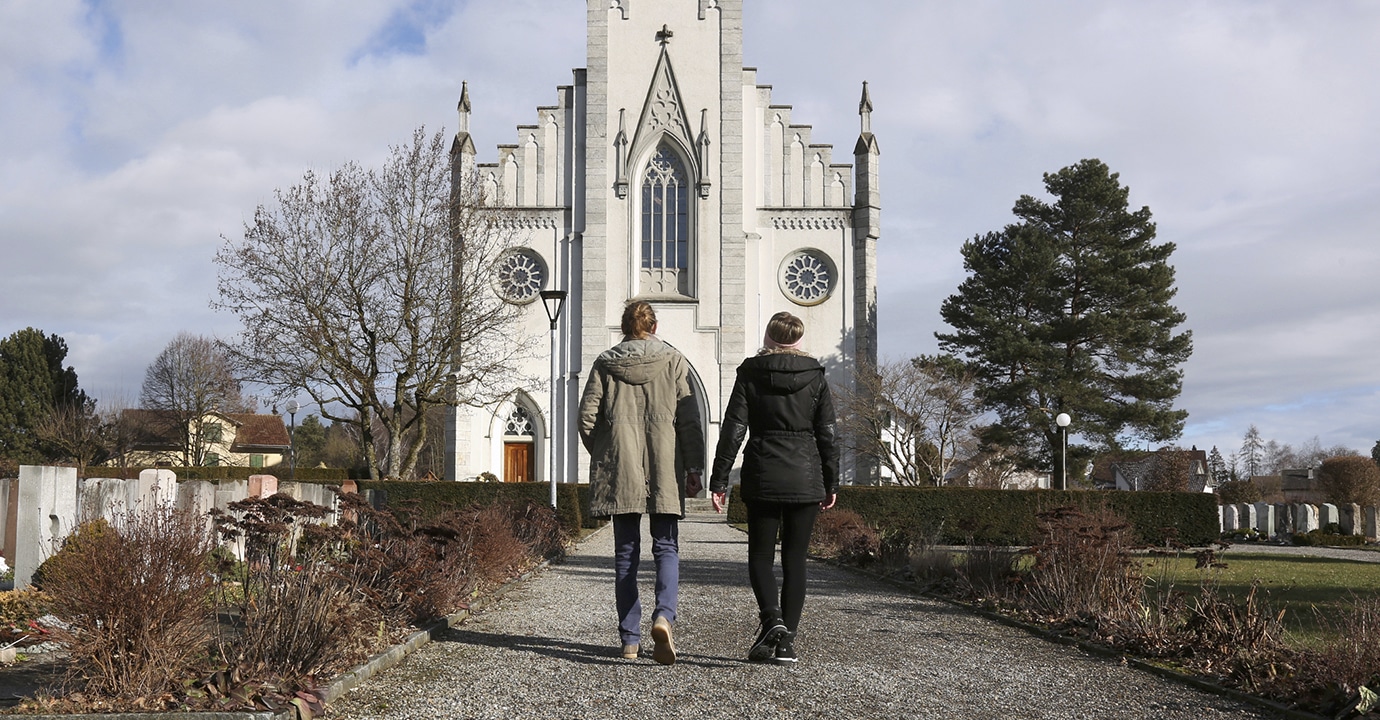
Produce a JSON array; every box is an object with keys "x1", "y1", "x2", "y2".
[
  {"x1": 738, "y1": 352, "x2": 823, "y2": 394},
  {"x1": 595, "y1": 337, "x2": 680, "y2": 386}
]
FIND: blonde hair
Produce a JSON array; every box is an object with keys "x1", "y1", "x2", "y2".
[
  {"x1": 765, "y1": 311, "x2": 804, "y2": 346},
  {"x1": 621, "y1": 300, "x2": 657, "y2": 340}
]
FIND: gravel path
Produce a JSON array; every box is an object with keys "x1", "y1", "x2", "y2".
[
  {"x1": 327, "y1": 512, "x2": 1285, "y2": 720},
  {"x1": 1217, "y1": 542, "x2": 1380, "y2": 563}
]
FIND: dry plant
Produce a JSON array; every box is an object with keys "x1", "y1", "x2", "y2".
[
  {"x1": 808, "y1": 509, "x2": 880, "y2": 565},
  {"x1": 954, "y1": 544, "x2": 1018, "y2": 601},
  {"x1": 904, "y1": 520, "x2": 957, "y2": 584},
  {"x1": 337, "y1": 495, "x2": 561, "y2": 625},
  {"x1": 1018, "y1": 506, "x2": 1143, "y2": 624},
  {"x1": 211, "y1": 494, "x2": 374, "y2": 691},
  {"x1": 39, "y1": 506, "x2": 217, "y2": 699},
  {"x1": 1307, "y1": 593, "x2": 1380, "y2": 699}
]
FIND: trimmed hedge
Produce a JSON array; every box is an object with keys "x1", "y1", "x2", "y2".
[
  {"x1": 728, "y1": 485, "x2": 1219, "y2": 546},
  {"x1": 357, "y1": 480, "x2": 587, "y2": 535}
]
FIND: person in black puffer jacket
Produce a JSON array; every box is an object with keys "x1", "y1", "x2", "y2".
[{"x1": 709, "y1": 311, "x2": 838, "y2": 665}]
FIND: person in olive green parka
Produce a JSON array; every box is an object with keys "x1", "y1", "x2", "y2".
[{"x1": 579, "y1": 300, "x2": 704, "y2": 665}]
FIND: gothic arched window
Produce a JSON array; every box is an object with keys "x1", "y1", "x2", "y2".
[
  {"x1": 639, "y1": 144, "x2": 692, "y2": 295},
  {"x1": 504, "y1": 405, "x2": 535, "y2": 437}
]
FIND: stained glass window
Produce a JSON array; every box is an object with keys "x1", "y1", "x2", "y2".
[{"x1": 641, "y1": 146, "x2": 689, "y2": 271}]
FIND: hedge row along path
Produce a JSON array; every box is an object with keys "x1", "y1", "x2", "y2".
[{"x1": 325, "y1": 511, "x2": 1282, "y2": 720}]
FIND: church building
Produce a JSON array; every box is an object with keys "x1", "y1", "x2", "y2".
[{"x1": 445, "y1": 0, "x2": 880, "y2": 490}]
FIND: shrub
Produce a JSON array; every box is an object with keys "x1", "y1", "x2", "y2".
[
  {"x1": 41, "y1": 507, "x2": 217, "y2": 699},
  {"x1": 1317, "y1": 456, "x2": 1380, "y2": 507},
  {"x1": 1018, "y1": 506, "x2": 1142, "y2": 623},
  {"x1": 809, "y1": 509, "x2": 880, "y2": 565},
  {"x1": 211, "y1": 494, "x2": 373, "y2": 689},
  {"x1": 1308, "y1": 594, "x2": 1380, "y2": 700},
  {"x1": 338, "y1": 494, "x2": 564, "y2": 626},
  {"x1": 955, "y1": 544, "x2": 1018, "y2": 600},
  {"x1": 1214, "y1": 479, "x2": 1263, "y2": 505},
  {"x1": 0, "y1": 589, "x2": 49, "y2": 647},
  {"x1": 1293, "y1": 530, "x2": 1368, "y2": 547}
]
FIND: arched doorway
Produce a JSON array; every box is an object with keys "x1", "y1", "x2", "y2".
[
  {"x1": 684, "y1": 363, "x2": 711, "y2": 497},
  {"x1": 501, "y1": 404, "x2": 536, "y2": 483}
]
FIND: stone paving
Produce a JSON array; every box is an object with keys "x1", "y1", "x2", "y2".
[{"x1": 326, "y1": 512, "x2": 1287, "y2": 720}]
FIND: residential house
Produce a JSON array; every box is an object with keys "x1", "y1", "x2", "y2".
[
  {"x1": 120, "y1": 409, "x2": 291, "y2": 468},
  {"x1": 1110, "y1": 447, "x2": 1210, "y2": 492}
]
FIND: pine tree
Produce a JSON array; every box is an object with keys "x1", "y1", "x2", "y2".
[
  {"x1": 0, "y1": 328, "x2": 89, "y2": 463},
  {"x1": 1238, "y1": 424, "x2": 1265, "y2": 478},
  {"x1": 1207, "y1": 445, "x2": 1228, "y2": 485},
  {"x1": 936, "y1": 159, "x2": 1192, "y2": 475}
]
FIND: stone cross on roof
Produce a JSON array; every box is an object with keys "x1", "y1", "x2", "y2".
[{"x1": 656, "y1": 24, "x2": 674, "y2": 45}]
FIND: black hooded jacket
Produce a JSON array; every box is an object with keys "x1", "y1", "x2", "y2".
[{"x1": 709, "y1": 351, "x2": 839, "y2": 504}]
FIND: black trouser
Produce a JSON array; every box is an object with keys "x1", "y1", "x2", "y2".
[{"x1": 744, "y1": 500, "x2": 820, "y2": 632}]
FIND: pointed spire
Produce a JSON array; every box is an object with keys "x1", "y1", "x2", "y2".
[
  {"x1": 858, "y1": 81, "x2": 873, "y2": 135},
  {"x1": 614, "y1": 108, "x2": 630, "y2": 199},
  {"x1": 457, "y1": 81, "x2": 472, "y2": 133}
]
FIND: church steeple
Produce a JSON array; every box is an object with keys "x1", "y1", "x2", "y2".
[
  {"x1": 457, "y1": 81, "x2": 472, "y2": 133},
  {"x1": 859, "y1": 81, "x2": 873, "y2": 135},
  {"x1": 450, "y1": 81, "x2": 476, "y2": 187}
]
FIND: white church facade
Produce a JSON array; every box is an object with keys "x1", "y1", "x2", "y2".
[{"x1": 445, "y1": 0, "x2": 880, "y2": 490}]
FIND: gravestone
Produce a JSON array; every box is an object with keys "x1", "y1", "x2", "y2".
[
  {"x1": 1221, "y1": 505, "x2": 1239, "y2": 532},
  {"x1": 1366, "y1": 506, "x2": 1379, "y2": 540},
  {"x1": 1254, "y1": 502, "x2": 1276, "y2": 538},
  {"x1": 1274, "y1": 503, "x2": 1292, "y2": 537},
  {"x1": 248, "y1": 474, "x2": 278, "y2": 499},
  {"x1": 1341, "y1": 503, "x2": 1363, "y2": 536},
  {"x1": 1238, "y1": 504, "x2": 1258, "y2": 533},
  {"x1": 16, "y1": 465, "x2": 79, "y2": 589},
  {"x1": 177, "y1": 479, "x2": 217, "y2": 520},
  {"x1": 1319, "y1": 503, "x2": 1340, "y2": 529},
  {"x1": 1295, "y1": 503, "x2": 1319, "y2": 535}
]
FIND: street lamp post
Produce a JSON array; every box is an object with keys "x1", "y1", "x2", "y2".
[
  {"x1": 284, "y1": 399, "x2": 299, "y2": 481},
  {"x1": 1055, "y1": 412, "x2": 1071, "y2": 490},
  {"x1": 540, "y1": 289, "x2": 567, "y2": 509}
]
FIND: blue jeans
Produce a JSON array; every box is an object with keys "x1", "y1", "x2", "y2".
[{"x1": 612, "y1": 513, "x2": 679, "y2": 645}]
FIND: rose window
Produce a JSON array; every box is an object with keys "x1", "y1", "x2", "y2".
[
  {"x1": 779, "y1": 250, "x2": 835, "y2": 306},
  {"x1": 495, "y1": 249, "x2": 546, "y2": 304}
]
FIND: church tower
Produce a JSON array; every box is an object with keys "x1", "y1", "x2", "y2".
[{"x1": 446, "y1": 0, "x2": 880, "y2": 489}]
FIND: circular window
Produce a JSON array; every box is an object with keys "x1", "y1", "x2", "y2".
[
  {"x1": 495, "y1": 249, "x2": 546, "y2": 304},
  {"x1": 778, "y1": 249, "x2": 836, "y2": 306}
]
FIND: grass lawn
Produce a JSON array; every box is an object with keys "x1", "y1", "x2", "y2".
[{"x1": 1139, "y1": 552, "x2": 1380, "y2": 647}]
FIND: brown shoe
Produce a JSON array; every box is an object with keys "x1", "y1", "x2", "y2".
[
  {"x1": 651, "y1": 617, "x2": 676, "y2": 665},
  {"x1": 621, "y1": 644, "x2": 639, "y2": 659}
]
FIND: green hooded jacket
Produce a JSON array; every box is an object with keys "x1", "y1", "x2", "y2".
[{"x1": 578, "y1": 337, "x2": 704, "y2": 517}]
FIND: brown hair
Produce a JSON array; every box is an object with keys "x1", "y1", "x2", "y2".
[
  {"x1": 765, "y1": 311, "x2": 804, "y2": 346},
  {"x1": 621, "y1": 300, "x2": 657, "y2": 340}
]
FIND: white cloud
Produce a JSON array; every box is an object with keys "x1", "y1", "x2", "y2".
[{"x1": 1, "y1": 0, "x2": 1377, "y2": 459}]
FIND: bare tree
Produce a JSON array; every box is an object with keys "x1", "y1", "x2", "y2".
[
  {"x1": 837, "y1": 355, "x2": 985, "y2": 486},
  {"x1": 215, "y1": 127, "x2": 535, "y2": 481},
  {"x1": 35, "y1": 398, "x2": 106, "y2": 474},
  {"x1": 140, "y1": 333, "x2": 249, "y2": 466}
]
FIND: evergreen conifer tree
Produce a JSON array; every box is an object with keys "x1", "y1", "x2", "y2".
[{"x1": 937, "y1": 159, "x2": 1192, "y2": 476}]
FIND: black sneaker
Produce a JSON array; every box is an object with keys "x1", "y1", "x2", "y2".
[
  {"x1": 774, "y1": 631, "x2": 798, "y2": 665},
  {"x1": 748, "y1": 620, "x2": 787, "y2": 662}
]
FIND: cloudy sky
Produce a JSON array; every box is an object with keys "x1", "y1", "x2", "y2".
[{"x1": 2, "y1": 0, "x2": 1378, "y2": 459}]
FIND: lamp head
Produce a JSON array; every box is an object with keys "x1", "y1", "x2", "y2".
[
  {"x1": 540, "y1": 289, "x2": 568, "y2": 326},
  {"x1": 1055, "y1": 412, "x2": 1071, "y2": 428}
]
